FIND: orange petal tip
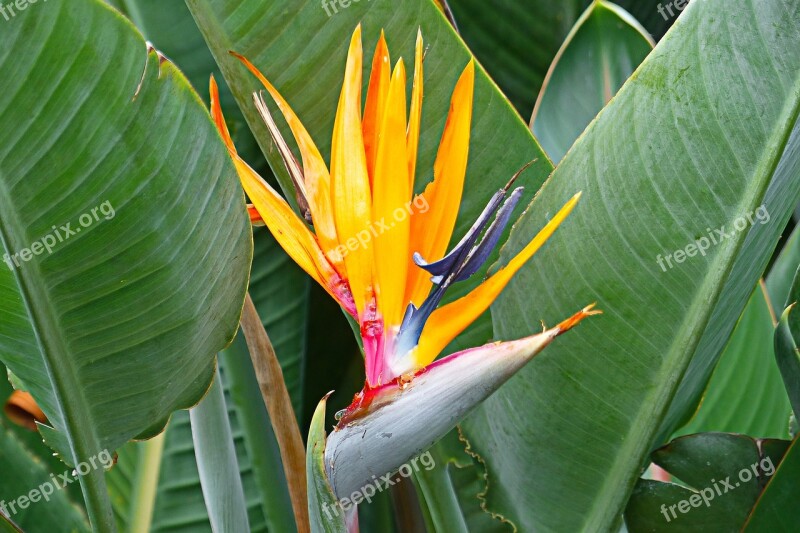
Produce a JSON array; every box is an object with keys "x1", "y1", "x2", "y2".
[{"x1": 555, "y1": 303, "x2": 602, "y2": 335}]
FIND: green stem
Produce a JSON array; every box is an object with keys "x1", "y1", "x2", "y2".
[
  {"x1": 189, "y1": 367, "x2": 251, "y2": 532},
  {"x1": 129, "y1": 432, "x2": 165, "y2": 533},
  {"x1": 221, "y1": 335, "x2": 296, "y2": 532}
]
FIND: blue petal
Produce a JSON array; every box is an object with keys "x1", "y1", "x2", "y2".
[
  {"x1": 413, "y1": 188, "x2": 507, "y2": 279},
  {"x1": 452, "y1": 187, "x2": 523, "y2": 282},
  {"x1": 395, "y1": 183, "x2": 526, "y2": 356}
]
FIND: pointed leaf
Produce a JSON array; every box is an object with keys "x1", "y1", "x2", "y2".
[
  {"x1": 190, "y1": 368, "x2": 251, "y2": 533},
  {"x1": 774, "y1": 306, "x2": 800, "y2": 421},
  {"x1": 468, "y1": 0, "x2": 800, "y2": 529},
  {"x1": 744, "y1": 435, "x2": 800, "y2": 530},
  {"x1": 106, "y1": 280, "x2": 299, "y2": 532},
  {"x1": 446, "y1": 0, "x2": 672, "y2": 116},
  {"x1": 624, "y1": 433, "x2": 790, "y2": 531},
  {"x1": 530, "y1": 0, "x2": 653, "y2": 163},
  {"x1": 0, "y1": 0, "x2": 251, "y2": 528},
  {"x1": 0, "y1": 427, "x2": 89, "y2": 532},
  {"x1": 307, "y1": 395, "x2": 347, "y2": 533}
]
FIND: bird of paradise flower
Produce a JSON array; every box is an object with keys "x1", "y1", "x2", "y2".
[{"x1": 210, "y1": 24, "x2": 599, "y2": 502}]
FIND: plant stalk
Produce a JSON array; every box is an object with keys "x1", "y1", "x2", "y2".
[
  {"x1": 239, "y1": 293, "x2": 310, "y2": 532},
  {"x1": 129, "y1": 432, "x2": 165, "y2": 533}
]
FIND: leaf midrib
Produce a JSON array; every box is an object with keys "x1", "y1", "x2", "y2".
[{"x1": 0, "y1": 171, "x2": 111, "y2": 526}]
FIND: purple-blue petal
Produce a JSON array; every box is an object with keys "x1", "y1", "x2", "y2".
[
  {"x1": 397, "y1": 184, "x2": 525, "y2": 356},
  {"x1": 453, "y1": 187, "x2": 524, "y2": 282},
  {"x1": 413, "y1": 188, "x2": 507, "y2": 278}
]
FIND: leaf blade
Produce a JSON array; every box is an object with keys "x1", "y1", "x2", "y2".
[{"x1": 468, "y1": 0, "x2": 800, "y2": 529}]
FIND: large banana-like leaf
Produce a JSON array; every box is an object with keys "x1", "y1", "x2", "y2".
[
  {"x1": 107, "y1": 230, "x2": 301, "y2": 533},
  {"x1": 0, "y1": 514, "x2": 20, "y2": 533},
  {"x1": 675, "y1": 286, "x2": 791, "y2": 438},
  {"x1": 464, "y1": 0, "x2": 800, "y2": 529},
  {"x1": 0, "y1": 0, "x2": 251, "y2": 528},
  {"x1": 107, "y1": 341, "x2": 297, "y2": 533},
  {"x1": 448, "y1": 0, "x2": 585, "y2": 116},
  {"x1": 115, "y1": 2, "x2": 313, "y2": 420}
]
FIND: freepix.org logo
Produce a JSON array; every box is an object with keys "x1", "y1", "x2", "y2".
[
  {"x1": 0, "y1": 450, "x2": 113, "y2": 518},
  {"x1": 0, "y1": 0, "x2": 49, "y2": 23},
  {"x1": 3, "y1": 201, "x2": 116, "y2": 271}
]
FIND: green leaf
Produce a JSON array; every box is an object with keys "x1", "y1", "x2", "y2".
[
  {"x1": 145, "y1": 413, "x2": 213, "y2": 532},
  {"x1": 0, "y1": 0, "x2": 251, "y2": 527},
  {"x1": 674, "y1": 226, "x2": 800, "y2": 439},
  {"x1": 107, "y1": 228, "x2": 302, "y2": 533},
  {"x1": 766, "y1": 225, "x2": 800, "y2": 308},
  {"x1": 674, "y1": 285, "x2": 792, "y2": 439},
  {"x1": 447, "y1": 0, "x2": 672, "y2": 117},
  {"x1": 0, "y1": 513, "x2": 21, "y2": 533},
  {"x1": 106, "y1": 348, "x2": 294, "y2": 533},
  {"x1": 530, "y1": 0, "x2": 653, "y2": 163},
  {"x1": 0, "y1": 427, "x2": 89, "y2": 532},
  {"x1": 448, "y1": 0, "x2": 585, "y2": 116},
  {"x1": 744, "y1": 435, "x2": 800, "y2": 531},
  {"x1": 774, "y1": 306, "x2": 800, "y2": 421},
  {"x1": 0, "y1": 367, "x2": 83, "y2": 504},
  {"x1": 189, "y1": 368, "x2": 251, "y2": 533},
  {"x1": 307, "y1": 395, "x2": 346, "y2": 533},
  {"x1": 624, "y1": 433, "x2": 790, "y2": 531},
  {"x1": 114, "y1": 0, "x2": 266, "y2": 168},
  {"x1": 106, "y1": 415, "x2": 212, "y2": 532},
  {"x1": 124, "y1": 434, "x2": 165, "y2": 533},
  {"x1": 220, "y1": 333, "x2": 296, "y2": 533},
  {"x1": 787, "y1": 262, "x2": 800, "y2": 345},
  {"x1": 465, "y1": 0, "x2": 800, "y2": 529}
]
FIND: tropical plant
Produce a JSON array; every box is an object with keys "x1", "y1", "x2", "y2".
[{"x1": 0, "y1": 0, "x2": 798, "y2": 532}]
